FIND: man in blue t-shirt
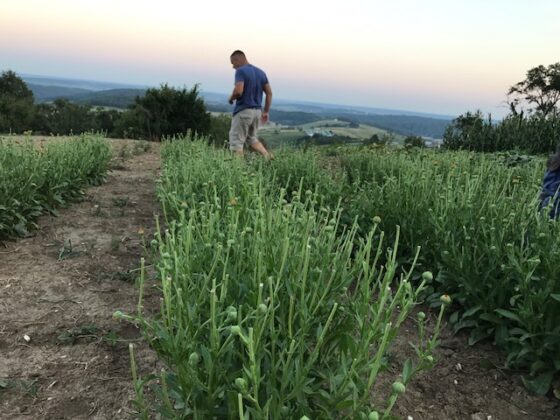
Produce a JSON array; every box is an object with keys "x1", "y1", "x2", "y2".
[{"x1": 228, "y1": 50, "x2": 273, "y2": 159}]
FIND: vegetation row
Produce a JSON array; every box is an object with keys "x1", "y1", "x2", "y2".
[
  {"x1": 118, "y1": 140, "x2": 448, "y2": 419},
  {"x1": 0, "y1": 134, "x2": 111, "y2": 239}
]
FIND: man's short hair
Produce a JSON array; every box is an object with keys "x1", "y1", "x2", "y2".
[{"x1": 230, "y1": 50, "x2": 246, "y2": 58}]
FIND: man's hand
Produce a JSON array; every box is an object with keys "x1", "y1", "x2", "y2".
[
  {"x1": 228, "y1": 98, "x2": 234, "y2": 105},
  {"x1": 261, "y1": 112, "x2": 269, "y2": 124}
]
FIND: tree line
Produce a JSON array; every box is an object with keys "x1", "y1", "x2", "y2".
[
  {"x1": 0, "y1": 70, "x2": 230, "y2": 145},
  {"x1": 443, "y1": 62, "x2": 560, "y2": 154}
]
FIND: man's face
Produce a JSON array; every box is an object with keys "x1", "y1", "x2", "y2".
[{"x1": 230, "y1": 55, "x2": 243, "y2": 69}]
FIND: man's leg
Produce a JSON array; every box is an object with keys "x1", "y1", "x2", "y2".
[
  {"x1": 229, "y1": 111, "x2": 249, "y2": 155},
  {"x1": 249, "y1": 140, "x2": 273, "y2": 159},
  {"x1": 247, "y1": 110, "x2": 273, "y2": 160}
]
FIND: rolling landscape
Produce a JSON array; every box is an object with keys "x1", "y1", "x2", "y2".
[
  {"x1": 2, "y1": 1, "x2": 560, "y2": 418},
  {"x1": 22, "y1": 74, "x2": 452, "y2": 143}
]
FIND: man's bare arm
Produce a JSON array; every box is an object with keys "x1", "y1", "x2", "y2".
[
  {"x1": 262, "y1": 83, "x2": 272, "y2": 123},
  {"x1": 228, "y1": 81, "x2": 244, "y2": 104}
]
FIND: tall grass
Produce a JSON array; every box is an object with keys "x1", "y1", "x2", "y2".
[
  {"x1": 0, "y1": 134, "x2": 111, "y2": 238},
  {"x1": 443, "y1": 112, "x2": 560, "y2": 154},
  {"x1": 121, "y1": 140, "x2": 444, "y2": 419},
  {"x1": 336, "y1": 147, "x2": 560, "y2": 394}
]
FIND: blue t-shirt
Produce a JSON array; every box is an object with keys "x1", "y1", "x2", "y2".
[
  {"x1": 540, "y1": 168, "x2": 560, "y2": 218},
  {"x1": 233, "y1": 64, "x2": 269, "y2": 115}
]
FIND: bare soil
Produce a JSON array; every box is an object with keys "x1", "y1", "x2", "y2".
[
  {"x1": 383, "y1": 312, "x2": 560, "y2": 420},
  {"x1": 0, "y1": 139, "x2": 559, "y2": 419},
  {"x1": 0, "y1": 140, "x2": 161, "y2": 419}
]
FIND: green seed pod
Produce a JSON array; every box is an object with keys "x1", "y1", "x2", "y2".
[
  {"x1": 417, "y1": 311, "x2": 426, "y2": 321},
  {"x1": 235, "y1": 377, "x2": 247, "y2": 393},
  {"x1": 392, "y1": 381, "x2": 406, "y2": 395},
  {"x1": 150, "y1": 239, "x2": 158, "y2": 248},
  {"x1": 300, "y1": 416, "x2": 310, "y2": 420},
  {"x1": 230, "y1": 325, "x2": 241, "y2": 335},
  {"x1": 188, "y1": 352, "x2": 200, "y2": 366},
  {"x1": 426, "y1": 355, "x2": 434, "y2": 364},
  {"x1": 280, "y1": 406, "x2": 290, "y2": 416},
  {"x1": 227, "y1": 307, "x2": 237, "y2": 322},
  {"x1": 257, "y1": 303, "x2": 267, "y2": 315},
  {"x1": 112, "y1": 310, "x2": 124, "y2": 319},
  {"x1": 368, "y1": 412, "x2": 380, "y2": 420},
  {"x1": 373, "y1": 216, "x2": 381, "y2": 224},
  {"x1": 422, "y1": 271, "x2": 433, "y2": 282},
  {"x1": 440, "y1": 294, "x2": 452, "y2": 306}
]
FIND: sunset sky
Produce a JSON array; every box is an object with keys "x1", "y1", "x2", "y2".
[{"x1": 1, "y1": 0, "x2": 558, "y2": 117}]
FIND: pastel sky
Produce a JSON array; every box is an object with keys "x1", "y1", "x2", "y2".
[{"x1": 1, "y1": 0, "x2": 558, "y2": 117}]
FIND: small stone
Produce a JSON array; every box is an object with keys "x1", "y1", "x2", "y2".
[
  {"x1": 455, "y1": 362, "x2": 463, "y2": 372},
  {"x1": 23, "y1": 334, "x2": 31, "y2": 343}
]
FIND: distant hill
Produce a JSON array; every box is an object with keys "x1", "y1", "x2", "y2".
[
  {"x1": 332, "y1": 113, "x2": 450, "y2": 139},
  {"x1": 22, "y1": 74, "x2": 146, "y2": 91},
  {"x1": 71, "y1": 89, "x2": 146, "y2": 108},
  {"x1": 28, "y1": 83, "x2": 94, "y2": 102},
  {"x1": 21, "y1": 74, "x2": 454, "y2": 138}
]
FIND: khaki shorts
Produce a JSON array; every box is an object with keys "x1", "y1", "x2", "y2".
[{"x1": 229, "y1": 108, "x2": 261, "y2": 151}]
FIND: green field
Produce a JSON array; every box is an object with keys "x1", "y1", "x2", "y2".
[
  {"x1": 5, "y1": 133, "x2": 560, "y2": 417},
  {"x1": 116, "y1": 138, "x2": 560, "y2": 418},
  {"x1": 260, "y1": 119, "x2": 405, "y2": 147}
]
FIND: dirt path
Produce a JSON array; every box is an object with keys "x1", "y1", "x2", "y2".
[
  {"x1": 1, "y1": 140, "x2": 559, "y2": 419},
  {"x1": 0, "y1": 141, "x2": 161, "y2": 419},
  {"x1": 385, "y1": 313, "x2": 560, "y2": 420}
]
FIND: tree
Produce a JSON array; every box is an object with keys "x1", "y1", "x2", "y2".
[
  {"x1": 363, "y1": 133, "x2": 385, "y2": 146},
  {"x1": 508, "y1": 63, "x2": 560, "y2": 117},
  {"x1": 33, "y1": 99, "x2": 96, "y2": 135},
  {"x1": 208, "y1": 114, "x2": 231, "y2": 148},
  {"x1": 0, "y1": 70, "x2": 35, "y2": 133},
  {"x1": 404, "y1": 135, "x2": 425, "y2": 148},
  {"x1": 123, "y1": 84, "x2": 211, "y2": 140}
]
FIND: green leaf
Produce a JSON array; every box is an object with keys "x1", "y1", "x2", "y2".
[
  {"x1": 463, "y1": 304, "x2": 482, "y2": 318},
  {"x1": 495, "y1": 309, "x2": 522, "y2": 324},
  {"x1": 449, "y1": 311, "x2": 459, "y2": 324},
  {"x1": 550, "y1": 294, "x2": 560, "y2": 303},
  {"x1": 402, "y1": 359, "x2": 413, "y2": 383},
  {"x1": 521, "y1": 372, "x2": 554, "y2": 395},
  {"x1": 335, "y1": 399, "x2": 354, "y2": 410},
  {"x1": 479, "y1": 312, "x2": 502, "y2": 324},
  {"x1": 469, "y1": 327, "x2": 492, "y2": 345}
]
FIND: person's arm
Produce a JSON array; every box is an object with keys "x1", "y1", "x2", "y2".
[
  {"x1": 228, "y1": 82, "x2": 244, "y2": 104},
  {"x1": 261, "y1": 83, "x2": 272, "y2": 123}
]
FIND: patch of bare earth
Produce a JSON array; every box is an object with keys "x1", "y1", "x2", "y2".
[
  {"x1": 382, "y1": 309, "x2": 560, "y2": 420},
  {"x1": 0, "y1": 140, "x2": 161, "y2": 419}
]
